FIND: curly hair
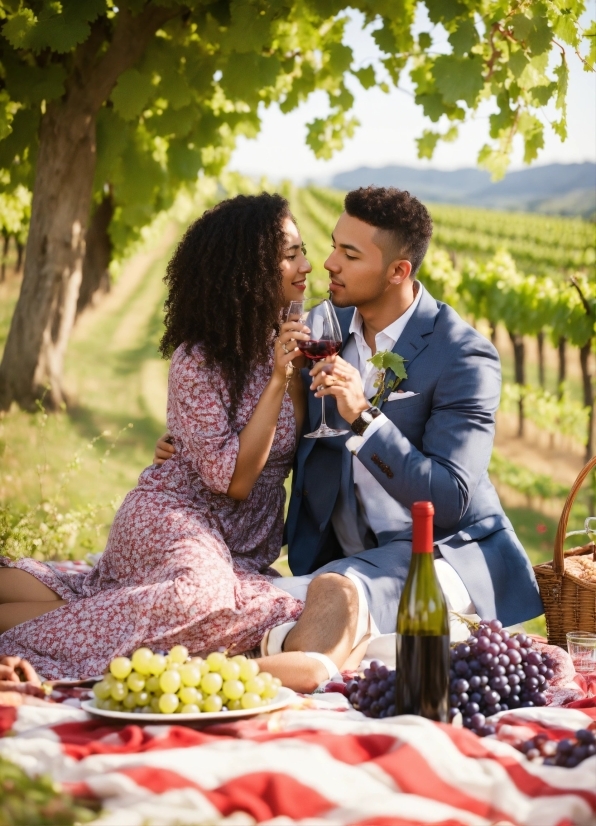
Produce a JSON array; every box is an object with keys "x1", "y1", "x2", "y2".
[
  {"x1": 160, "y1": 192, "x2": 291, "y2": 419},
  {"x1": 344, "y1": 186, "x2": 433, "y2": 276}
]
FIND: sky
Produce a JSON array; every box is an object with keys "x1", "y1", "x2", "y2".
[{"x1": 230, "y1": 7, "x2": 596, "y2": 184}]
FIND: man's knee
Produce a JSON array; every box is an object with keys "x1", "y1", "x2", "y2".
[{"x1": 307, "y1": 573, "x2": 358, "y2": 610}]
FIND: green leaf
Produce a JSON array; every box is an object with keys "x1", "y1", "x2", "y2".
[
  {"x1": 489, "y1": 97, "x2": 516, "y2": 138},
  {"x1": 510, "y1": 13, "x2": 533, "y2": 41},
  {"x1": 306, "y1": 111, "x2": 359, "y2": 160},
  {"x1": 518, "y1": 112, "x2": 544, "y2": 163},
  {"x1": 3, "y1": 58, "x2": 66, "y2": 105},
  {"x1": 553, "y1": 10, "x2": 579, "y2": 47},
  {"x1": 111, "y1": 69, "x2": 154, "y2": 121},
  {"x1": 432, "y1": 55, "x2": 484, "y2": 106},
  {"x1": 425, "y1": 0, "x2": 468, "y2": 27},
  {"x1": 368, "y1": 350, "x2": 408, "y2": 381},
  {"x1": 517, "y1": 52, "x2": 549, "y2": 91},
  {"x1": 327, "y1": 42, "x2": 353, "y2": 76},
  {"x1": 582, "y1": 21, "x2": 595, "y2": 70},
  {"x1": 526, "y1": 8, "x2": 553, "y2": 55},
  {"x1": 416, "y1": 129, "x2": 441, "y2": 158},
  {"x1": 353, "y1": 65, "x2": 376, "y2": 90},
  {"x1": 221, "y1": 53, "x2": 280, "y2": 106},
  {"x1": 554, "y1": 56, "x2": 569, "y2": 113},
  {"x1": 529, "y1": 82, "x2": 556, "y2": 105},
  {"x1": 221, "y1": 0, "x2": 274, "y2": 54},
  {"x1": 151, "y1": 105, "x2": 197, "y2": 139},
  {"x1": 448, "y1": 19, "x2": 478, "y2": 57},
  {"x1": 418, "y1": 31, "x2": 432, "y2": 50},
  {"x1": 167, "y1": 141, "x2": 203, "y2": 181},
  {"x1": 511, "y1": 8, "x2": 553, "y2": 56},
  {"x1": 508, "y1": 49, "x2": 528, "y2": 79},
  {"x1": 157, "y1": 68, "x2": 193, "y2": 111},
  {"x1": 477, "y1": 143, "x2": 510, "y2": 180},
  {"x1": 1, "y1": 8, "x2": 37, "y2": 49},
  {"x1": 0, "y1": 91, "x2": 15, "y2": 143}
]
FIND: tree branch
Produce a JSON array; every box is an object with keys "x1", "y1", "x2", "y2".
[
  {"x1": 79, "y1": 5, "x2": 182, "y2": 112},
  {"x1": 569, "y1": 275, "x2": 594, "y2": 318}
]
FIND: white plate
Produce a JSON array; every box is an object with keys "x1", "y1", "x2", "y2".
[{"x1": 81, "y1": 687, "x2": 296, "y2": 722}]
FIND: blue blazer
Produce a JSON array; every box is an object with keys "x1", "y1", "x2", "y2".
[{"x1": 286, "y1": 284, "x2": 543, "y2": 626}]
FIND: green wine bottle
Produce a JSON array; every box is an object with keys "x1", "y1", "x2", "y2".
[{"x1": 395, "y1": 501, "x2": 449, "y2": 721}]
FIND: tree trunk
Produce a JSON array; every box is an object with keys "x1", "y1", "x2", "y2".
[
  {"x1": 508, "y1": 330, "x2": 525, "y2": 438},
  {"x1": 579, "y1": 339, "x2": 594, "y2": 462},
  {"x1": 0, "y1": 6, "x2": 178, "y2": 412},
  {"x1": 557, "y1": 337, "x2": 567, "y2": 399},
  {"x1": 489, "y1": 322, "x2": 497, "y2": 346},
  {"x1": 77, "y1": 193, "x2": 114, "y2": 317},
  {"x1": 0, "y1": 233, "x2": 9, "y2": 282},
  {"x1": 15, "y1": 241, "x2": 24, "y2": 273},
  {"x1": 537, "y1": 330, "x2": 545, "y2": 388},
  {"x1": 0, "y1": 99, "x2": 97, "y2": 410}
]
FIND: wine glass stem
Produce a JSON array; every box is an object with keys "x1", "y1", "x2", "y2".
[{"x1": 320, "y1": 396, "x2": 327, "y2": 429}]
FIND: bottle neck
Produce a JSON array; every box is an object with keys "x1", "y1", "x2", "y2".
[{"x1": 412, "y1": 509, "x2": 433, "y2": 554}]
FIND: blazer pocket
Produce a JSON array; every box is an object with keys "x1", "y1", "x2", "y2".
[{"x1": 382, "y1": 393, "x2": 426, "y2": 412}]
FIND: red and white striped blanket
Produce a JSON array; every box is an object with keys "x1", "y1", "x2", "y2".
[{"x1": 2, "y1": 694, "x2": 595, "y2": 825}]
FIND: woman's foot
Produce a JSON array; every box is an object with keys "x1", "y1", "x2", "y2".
[{"x1": 0, "y1": 656, "x2": 47, "y2": 703}]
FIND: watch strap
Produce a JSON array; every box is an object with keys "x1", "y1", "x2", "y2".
[{"x1": 350, "y1": 406, "x2": 381, "y2": 436}]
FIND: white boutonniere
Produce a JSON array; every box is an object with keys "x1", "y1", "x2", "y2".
[{"x1": 368, "y1": 350, "x2": 408, "y2": 407}]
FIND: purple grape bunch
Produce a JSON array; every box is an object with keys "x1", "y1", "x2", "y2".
[
  {"x1": 518, "y1": 729, "x2": 596, "y2": 767},
  {"x1": 449, "y1": 619, "x2": 556, "y2": 736},
  {"x1": 345, "y1": 660, "x2": 397, "y2": 719}
]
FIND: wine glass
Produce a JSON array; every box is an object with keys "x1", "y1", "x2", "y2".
[
  {"x1": 586, "y1": 517, "x2": 596, "y2": 545},
  {"x1": 287, "y1": 298, "x2": 348, "y2": 438},
  {"x1": 566, "y1": 516, "x2": 596, "y2": 544}
]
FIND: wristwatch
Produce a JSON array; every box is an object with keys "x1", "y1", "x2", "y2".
[{"x1": 350, "y1": 406, "x2": 382, "y2": 436}]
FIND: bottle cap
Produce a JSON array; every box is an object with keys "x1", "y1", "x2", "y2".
[
  {"x1": 412, "y1": 501, "x2": 434, "y2": 516},
  {"x1": 412, "y1": 501, "x2": 434, "y2": 553}
]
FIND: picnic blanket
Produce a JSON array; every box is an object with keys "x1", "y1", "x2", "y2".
[
  {"x1": 2, "y1": 558, "x2": 595, "y2": 824},
  {"x1": 2, "y1": 693, "x2": 596, "y2": 826}
]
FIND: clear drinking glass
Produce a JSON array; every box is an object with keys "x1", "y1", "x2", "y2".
[
  {"x1": 287, "y1": 298, "x2": 348, "y2": 439},
  {"x1": 566, "y1": 631, "x2": 596, "y2": 696},
  {"x1": 565, "y1": 516, "x2": 596, "y2": 544}
]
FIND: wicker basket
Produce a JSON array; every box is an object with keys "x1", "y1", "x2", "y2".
[{"x1": 533, "y1": 455, "x2": 596, "y2": 649}]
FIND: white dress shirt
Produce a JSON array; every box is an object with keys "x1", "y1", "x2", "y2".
[{"x1": 331, "y1": 284, "x2": 422, "y2": 556}]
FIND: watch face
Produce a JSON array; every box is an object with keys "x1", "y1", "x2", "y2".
[{"x1": 361, "y1": 410, "x2": 373, "y2": 424}]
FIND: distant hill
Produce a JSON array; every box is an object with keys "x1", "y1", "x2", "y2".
[{"x1": 329, "y1": 162, "x2": 596, "y2": 218}]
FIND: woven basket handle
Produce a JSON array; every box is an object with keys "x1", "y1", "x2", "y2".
[{"x1": 553, "y1": 455, "x2": 596, "y2": 574}]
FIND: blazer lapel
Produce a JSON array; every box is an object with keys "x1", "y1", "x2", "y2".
[{"x1": 378, "y1": 284, "x2": 438, "y2": 409}]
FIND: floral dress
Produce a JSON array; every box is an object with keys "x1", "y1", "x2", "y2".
[{"x1": 0, "y1": 345, "x2": 303, "y2": 679}]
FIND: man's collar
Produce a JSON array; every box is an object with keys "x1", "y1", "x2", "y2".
[{"x1": 349, "y1": 281, "x2": 422, "y2": 344}]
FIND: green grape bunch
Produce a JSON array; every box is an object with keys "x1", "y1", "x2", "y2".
[{"x1": 92, "y1": 646, "x2": 282, "y2": 715}]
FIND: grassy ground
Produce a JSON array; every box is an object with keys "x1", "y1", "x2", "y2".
[{"x1": 0, "y1": 228, "x2": 175, "y2": 552}]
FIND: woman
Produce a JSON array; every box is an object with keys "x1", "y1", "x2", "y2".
[{"x1": 0, "y1": 193, "x2": 317, "y2": 684}]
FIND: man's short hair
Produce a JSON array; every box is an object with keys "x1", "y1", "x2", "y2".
[{"x1": 344, "y1": 186, "x2": 433, "y2": 277}]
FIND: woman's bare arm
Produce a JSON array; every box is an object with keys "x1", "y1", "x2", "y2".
[{"x1": 227, "y1": 321, "x2": 308, "y2": 500}]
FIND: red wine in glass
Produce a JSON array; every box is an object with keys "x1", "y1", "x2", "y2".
[
  {"x1": 297, "y1": 340, "x2": 342, "y2": 361},
  {"x1": 287, "y1": 298, "x2": 348, "y2": 438}
]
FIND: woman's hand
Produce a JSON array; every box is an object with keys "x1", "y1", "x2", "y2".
[
  {"x1": 272, "y1": 319, "x2": 310, "y2": 386},
  {"x1": 154, "y1": 433, "x2": 175, "y2": 466}
]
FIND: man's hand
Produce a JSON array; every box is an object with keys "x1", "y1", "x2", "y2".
[
  {"x1": 154, "y1": 432, "x2": 176, "y2": 466},
  {"x1": 309, "y1": 356, "x2": 369, "y2": 425}
]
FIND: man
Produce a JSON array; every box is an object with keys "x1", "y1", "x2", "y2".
[{"x1": 156, "y1": 186, "x2": 543, "y2": 682}]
